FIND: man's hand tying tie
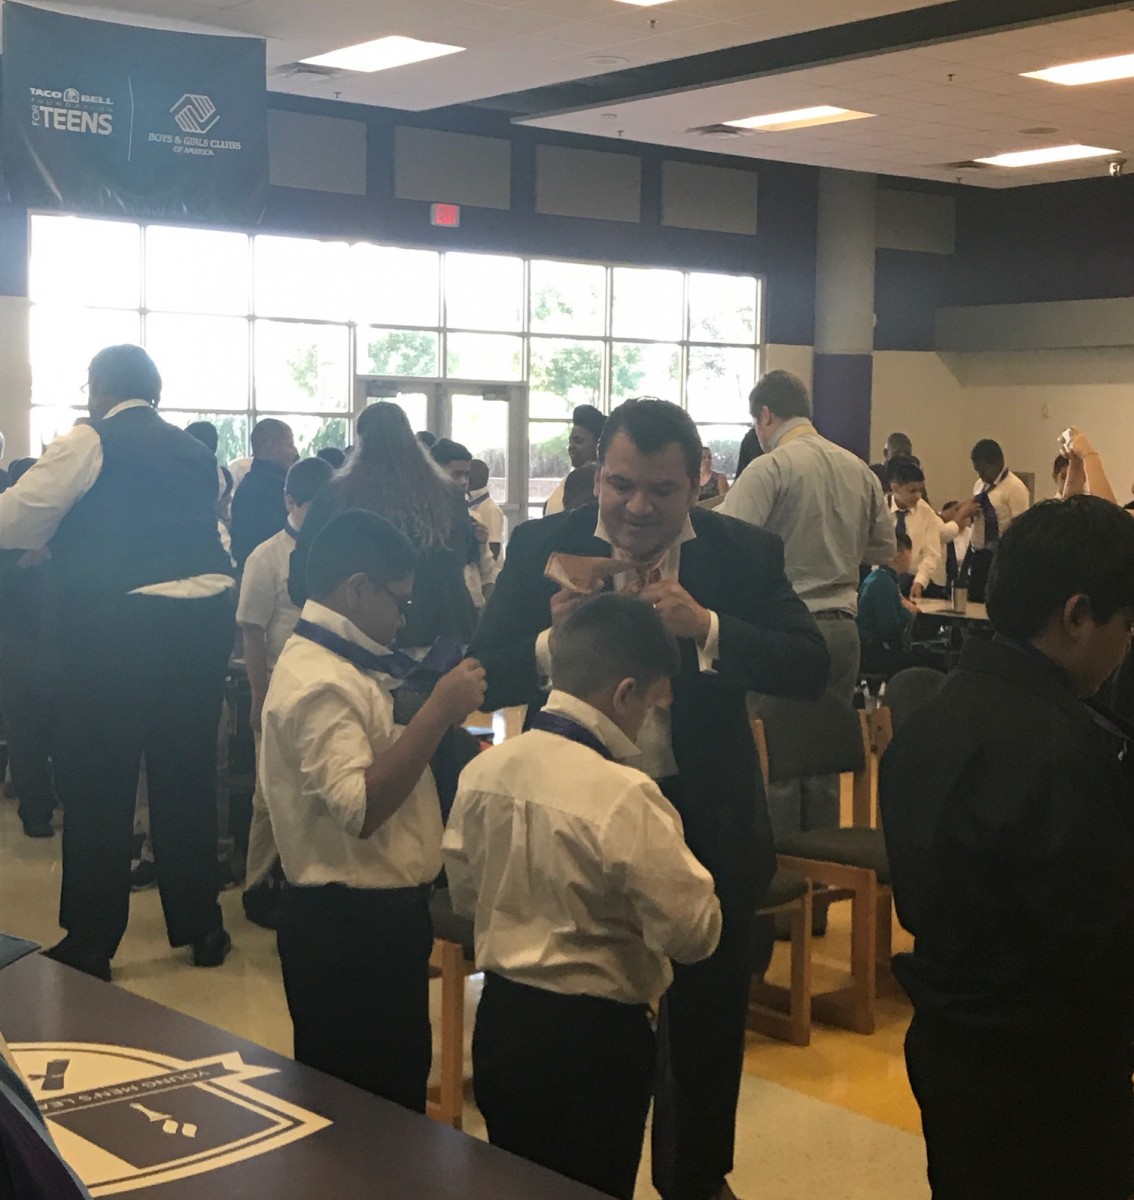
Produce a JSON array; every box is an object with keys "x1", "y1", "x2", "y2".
[{"x1": 639, "y1": 579, "x2": 711, "y2": 646}]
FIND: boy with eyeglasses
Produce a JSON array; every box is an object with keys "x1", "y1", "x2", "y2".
[{"x1": 261, "y1": 508, "x2": 486, "y2": 1111}]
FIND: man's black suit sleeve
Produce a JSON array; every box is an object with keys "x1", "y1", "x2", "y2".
[
  {"x1": 711, "y1": 522, "x2": 830, "y2": 701},
  {"x1": 469, "y1": 519, "x2": 554, "y2": 713}
]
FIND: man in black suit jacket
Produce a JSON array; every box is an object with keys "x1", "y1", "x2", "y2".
[{"x1": 472, "y1": 399, "x2": 829, "y2": 1200}]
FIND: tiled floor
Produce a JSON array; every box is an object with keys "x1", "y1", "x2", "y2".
[{"x1": 0, "y1": 790, "x2": 929, "y2": 1199}]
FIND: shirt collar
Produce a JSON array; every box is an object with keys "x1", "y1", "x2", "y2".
[
  {"x1": 468, "y1": 487, "x2": 489, "y2": 502},
  {"x1": 103, "y1": 399, "x2": 154, "y2": 421},
  {"x1": 299, "y1": 600, "x2": 393, "y2": 661},
  {"x1": 543, "y1": 690, "x2": 642, "y2": 763},
  {"x1": 593, "y1": 513, "x2": 696, "y2": 561},
  {"x1": 767, "y1": 416, "x2": 815, "y2": 451}
]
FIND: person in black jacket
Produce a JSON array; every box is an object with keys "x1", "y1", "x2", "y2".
[
  {"x1": 289, "y1": 402, "x2": 477, "y2": 650},
  {"x1": 881, "y1": 495, "x2": 1134, "y2": 1200},
  {"x1": 230, "y1": 418, "x2": 298, "y2": 570},
  {"x1": 470, "y1": 398, "x2": 829, "y2": 1200}
]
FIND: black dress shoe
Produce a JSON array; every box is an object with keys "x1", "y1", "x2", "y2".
[
  {"x1": 191, "y1": 927, "x2": 232, "y2": 968},
  {"x1": 21, "y1": 821, "x2": 54, "y2": 839},
  {"x1": 43, "y1": 937, "x2": 112, "y2": 982},
  {"x1": 130, "y1": 860, "x2": 157, "y2": 891}
]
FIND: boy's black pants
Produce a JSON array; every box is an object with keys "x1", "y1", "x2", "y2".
[
  {"x1": 474, "y1": 971, "x2": 655, "y2": 1200},
  {"x1": 905, "y1": 1013, "x2": 1133, "y2": 1200},
  {"x1": 278, "y1": 883, "x2": 433, "y2": 1113},
  {"x1": 0, "y1": 634, "x2": 56, "y2": 828}
]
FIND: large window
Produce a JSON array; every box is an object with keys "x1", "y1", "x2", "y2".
[{"x1": 28, "y1": 215, "x2": 762, "y2": 504}]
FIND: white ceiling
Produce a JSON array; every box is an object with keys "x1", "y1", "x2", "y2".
[
  {"x1": 520, "y1": 9, "x2": 1134, "y2": 188},
  {"x1": 15, "y1": 0, "x2": 946, "y2": 111}
]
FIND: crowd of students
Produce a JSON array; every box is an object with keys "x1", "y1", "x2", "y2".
[{"x1": 2, "y1": 344, "x2": 1133, "y2": 1200}]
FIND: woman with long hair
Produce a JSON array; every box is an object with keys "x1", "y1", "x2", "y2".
[{"x1": 290, "y1": 402, "x2": 477, "y2": 647}]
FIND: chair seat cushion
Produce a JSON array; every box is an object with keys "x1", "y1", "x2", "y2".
[
  {"x1": 428, "y1": 888, "x2": 475, "y2": 956},
  {"x1": 757, "y1": 867, "x2": 809, "y2": 912},
  {"x1": 776, "y1": 828, "x2": 890, "y2": 885}
]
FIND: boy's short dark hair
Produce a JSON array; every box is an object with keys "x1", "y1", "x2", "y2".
[
  {"x1": 888, "y1": 456, "x2": 925, "y2": 487},
  {"x1": 749, "y1": 370, "x2": 812, "y2": 421},
  {"x1": 469, "y1": 459, "x2": 490, "y2": 491},
  {"x1": 251, "y1": 418, "x2": 292, "y2": 454},
  {"x1": 1052, "y1": 453, "x2": 1070, "y2": 478},
  {"x1": 987, "y1": 496, "x2": 1134, "y2": 639},
  {"x1": 285, "y1": 456, "x2": 334, "y2": 507},
  {"x1": 572, "y1": 404, "x2": 606, "y2": 440},
  {"x1": 551, "y1": 593, "x2": 681, "y2": 697},
  {"x1": 305, "y1": 509, "x2": 417, "y2": 602},
  {"x1": 316, "y1": 446, "x2": 346, "y2": 470},
  {"x1": 971, "y1": 438, "x2": 1004, "y2": 469},
  {"x1": 894, "y1": 532, "x2": 914, "y2": 553},
  {"x1": 185, "y1": 421, "x2": 219, "y2": 454},
  {"x1": 563, "y1": 463, "x2": 597, "y2": 510},
  {"x1": 598, "y1": 398, "x2": 701, "y2": 480},
  {"x1": 431, "y1": 438, "x2": 472, "y2": 467},
  {"x1": 88, "y1": 345, "x2": 161, "y2": 405},
  {"x1": 416, "y1": 430, "x2": 437, "y2": 448}
]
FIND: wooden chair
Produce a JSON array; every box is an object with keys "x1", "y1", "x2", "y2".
[
  {"x1": 751, "y1": 694, "x2": 892, "y2": 1035},
  {"x1": 426, "y1": 889, "x2": 477, "y2": 1129},
  {"x1": 747, "y1": 866, "x2": 813, "y2": 1046}
]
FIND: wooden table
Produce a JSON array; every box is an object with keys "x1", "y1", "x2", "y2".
[
  {"x1": 0, "y1": 953, "x2": 603, "y2": 1200},
  {"x1": 915, "y1": 597, "x2": 989, "y2": 623}
]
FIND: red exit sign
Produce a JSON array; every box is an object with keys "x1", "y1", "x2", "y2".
[{"x1": 430, "y1": 203, "x2": 461, "y2": 228}]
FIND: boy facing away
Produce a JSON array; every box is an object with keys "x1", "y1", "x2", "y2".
[
  {"x1": 260, "y1": 508, "x2": 486, "y2": 1111},
  {"x1": 882, "y1": 495, "x2": 1134, "y2": 1200},
  {"x1": 443, "y1": 592, "x2": 722, "y2": 1200}
]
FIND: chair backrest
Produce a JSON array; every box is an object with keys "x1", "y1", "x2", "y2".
[
  {"x1": 750, "y1": 692, "x2": 874, "y2": 827},
  {"x1": 884, "y1": 667, "x2": 945, "y2": 734}
]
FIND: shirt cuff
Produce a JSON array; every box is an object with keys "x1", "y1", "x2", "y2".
[
  {"x1": 535, "y1": 627, "x2": 554, "y2": 689},
  {"x1": 697, "y1": 611, "x2": 720, "y2": 673}
]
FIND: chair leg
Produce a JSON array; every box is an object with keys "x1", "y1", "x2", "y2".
[
  {"x1": 847, "y1": 880, "x2": 878, "y2": 1035},
  {"x1": 789, "y1": 887, "x2": 813, "y2": 1046},
  {"x1": 431, "y1": 939, "x2": 467, "y2": 1129}
]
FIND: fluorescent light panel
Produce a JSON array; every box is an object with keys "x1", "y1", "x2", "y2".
[
  {"x1": 976, "y1": 144, "x2": 1119, "y2": 168},
  {"x1": 1023, "y1": 52, "x2": 1134, "y2": 86},
  {"x1": 302, "y1": 35, "x2": 464, "y2": 73},
  {"x1": 614, "y1": 0, "x2": 678, "y2": 5},
  {"x1": 726, "y1": 105, "x2": 874, "y2": 132}
]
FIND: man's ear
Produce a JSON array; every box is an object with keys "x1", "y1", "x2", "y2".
[
  {"x1": 593, "y1": 468, "x2": 602, "y2": 499},
  {"x1": 611, "y1": 676, "x2": 638, "y2": 716},
  {"x1": 343, "y1": 572, "x2": 368, "y2": 613},
  {"x1": 1063, "y1": 593, "x2": 1093, "y2": 631}
]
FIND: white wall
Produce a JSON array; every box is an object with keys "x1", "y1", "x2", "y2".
[{"x1": 0, "y1": 297, "x2": 31, "y2": 462}]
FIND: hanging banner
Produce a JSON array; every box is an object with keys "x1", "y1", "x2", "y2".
[{"x1": 0, "y1": 3, "x2": 268, "y2": 223}]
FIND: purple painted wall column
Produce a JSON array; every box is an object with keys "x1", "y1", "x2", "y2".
[{"x1": 811, "y1": 169, "x2": 876, "y2": 459}]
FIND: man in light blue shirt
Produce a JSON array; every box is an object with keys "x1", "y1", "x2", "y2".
[{"x1": 720, "y1": 371, "x2": 894, "y2": 927}]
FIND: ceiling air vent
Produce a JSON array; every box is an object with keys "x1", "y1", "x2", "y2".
[
  {"x1": 940, "y1": 159, "x2": 991, "y2": 170},
  {"x1": 688, "y1": 124, "x2": 748, "y2": 141},
  {"x1": 275, "y1": 62, "x2": 345, "y2": 79}
]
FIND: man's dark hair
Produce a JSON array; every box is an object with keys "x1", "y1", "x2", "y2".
[
  {"x1": 416, "y1": 430, "x2": 437, "y2": 449},
  {"x1": 316, "y1": 446, "x2": 346, "y2": 470},
  {"x1": 894, "y1": 532, "x2": 914, "y2": 553},
  {"x1": 563, "y1": 463, "x2": 597, "y2": 510},
  {"x1": 572, "y1": 404, "x2": 606, "y2": 441},
  {"x1": 551, "y1": 593, "x2": 681, "y2": 698},
  {"x1": 430, "y1": 438, "x2": 472, "y2": 467},
  {"x1": 469, "y1": 459, "x2": 490, "y2": 491},
  {"x1": 305, "y1": 509, "x2": 417, "y2": 602},
  {"x1": 1052, "y1": 453, "x2": 1070, "y2": 479},
  {"x1": 598, "y1": 398, "x2": 701, "y2": 480},
  {"x1": 251, "y1": 418, "x2": 292, "y2": 455},
  {"x1": 888, "y1": 456, "x2": 925, "y2": 487},
  {"x1": 748, "y1": 370, "x2": 811, "y2": 421},
  {"x1": 185, "y1": 421, "x2": 219, "y2": 454},
  {"x1": 987, "y1": 496, "x2": 1134, "y2": 639},
  {"x1": 886, "y1": 432, "x2": 913, "y2": 455},
  {"x1": 8, "y1": 458, "x2": 37, "y2": 485},
  {"x1": 285, "y1": 456, "x2": 334, "y2": 507},
  {"x1": 971, "y1": 438, "x2": 1005, "y2": 469},
  {"x1": 88, "y1": 345, "x2": 161, "y2": 405}
]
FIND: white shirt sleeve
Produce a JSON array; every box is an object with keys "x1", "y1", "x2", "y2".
[
  {"x1": 544, "y1": 480, "x2": 566, "y2": 516},
  {"x1": 237, "y1": 542, "x2": 276, "y2": 628},
  {"x1": 0, "y1": 424, "x2": 103, "y2": 550},
  {"x1": 717, "y1": 455, "x2": 778, "y2": 527},
  {"x1": 1005, "y1": 476, "x2": 1032, "y2": 524},
  {"x1": 914, "y1": 504, "x2": 944, "y2": 590},
  {"x1": 441, "y1": 794, "x2": 479, "y2": 920},
  {"x1": 485, "y1": 501, "x2": 505, "y2": 546},
  {"x1": 604, "y1": 783, "x2": 723, "y2": 965}
]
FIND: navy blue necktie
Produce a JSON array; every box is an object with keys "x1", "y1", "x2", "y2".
[
  {"x1": 530, "y1": 711, "x2": 615, "y2": 762},
  {"x1": 293, "y1": 619, "x2": 418, "y2": 678},
  {"x1": 977, "y1": 471, "x2": 1006, "y2": 548},
  {"x1": 894, "y1": 508, "x2": 908, "y2": 541}
]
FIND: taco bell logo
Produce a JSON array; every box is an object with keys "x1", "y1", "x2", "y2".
[{"x1": 170, "y1": 94, "x2": 219, "y2": 135}]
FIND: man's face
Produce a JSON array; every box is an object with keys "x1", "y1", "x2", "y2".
[
  {"x1": 596, "y1": 432, "x2": 698, "y2": 562},
  {"x1": 568, "y1": 425, "x2": 598, "y2": 469},
  {"x1": 1072, "y1": 605, "x2": 1134, "y2": 697},
  {"x1": 891, "y1": 481, "x2": 924, "y2": 511},
  {"x1": 266, "y1": 431, "x2": 299, "y2": 469},
  {"x1": 444, "y1": 459, "x2": 472, "y2": 490},
  {"x1": 974, "y1": 459, "x2": 1002, "y2": 487}
]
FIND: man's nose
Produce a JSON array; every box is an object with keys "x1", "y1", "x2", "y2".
[{"x1": 624, "y1": 489, "x2": 653, "y2": 516}]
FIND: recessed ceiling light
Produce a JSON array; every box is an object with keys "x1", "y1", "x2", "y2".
[
  {"x1": 587, "y1": 55, "x2": 630, "y2": 67},
  {"x1": 1023, "y1": 52, "x2": 1134, "y2": 86},
  {"x1": 614, "y1": 0, "x2": 677, "y2": 6},
  {"x1": 725, "y1": 105, "x2": 874, "y2": 132},
  {"x1": 301, "y1": 35, "x2": 464, "y2": 73},
  {"x1": 975, "y1": 144, "x2": 1119, "y2": 168}
]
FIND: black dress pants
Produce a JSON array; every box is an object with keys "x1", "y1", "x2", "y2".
[
  {"x1": 474, "y1": 972, "x2": 656, "y2": 1200},
  {"x1": 277, "y1": 884, "x2": 433, "y2": 1113},
  {"x1": 54, "y1": 591, "x2": 233, "y2": 957},
  {"x1": 905, "y1": 1014, "x2": 1134, "y2": 1200},
  {"x1": 0, "y1": 635, "x2": 56, "y2": 828}
]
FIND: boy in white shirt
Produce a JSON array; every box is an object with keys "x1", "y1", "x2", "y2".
[
  {"x1": 238, "y1": 456, "x2": 333, "y2": 914},
  {"x1": 261, "y1": 510, "x2": 486, "y2": 1111},
  {"x1": 467, "y1": 459, "x2": 504, "y2": 561},
  {"x1": 886, "y1": 457, "x2": 973, "y2": 600},
  {"x1": 443, "y1": 593, "x2": 722, "y2": 1200},
  {"x1": 966, "y1": 438, "x2": 1032, "y2": 602}
]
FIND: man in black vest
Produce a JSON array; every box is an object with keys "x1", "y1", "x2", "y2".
[
  {"x1": 231, "y1": 418, "x2": 298, "y2": 570},
  {"x1": 0, "y1": 345, "x2": 236, "y2": 981},
  {"x1": 471, "y1": 399, "x2": 830, "y2": 1200}
]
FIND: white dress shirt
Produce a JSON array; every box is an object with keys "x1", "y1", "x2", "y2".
[
  {"x1": 443, "y1": 690, "x2": 722, "y2": 1005},
  {"x1": 544, "y1": 478, "x2": 567, "y2": 515},
  {"x1": 236, "y1": 525, "x2": 300, "y2": 668},
  {"x1": 886, "y1": 495, "x2": 961, "y2": 590},
  {"x1": 534, "y1": 514, "x2": 720, "y2": 779},
  {"x1": 719, "y1": 419, "x2": 895, "y2": 613},
  {"x1": 468, "y1": 488, "x2": 505, "y2": 546},
  {"x1": 227, "y1": 456, "x2": 253, "y2": 493},
  {"x1": 0, "y1": 400, "x2": 232, "y2": 598},
  {"x1": 260, "y1": 600, "x2": 443, "y2": 889},
  {"x1": 969, "y1": 469, "x2": 1031, "y2": 550}
]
